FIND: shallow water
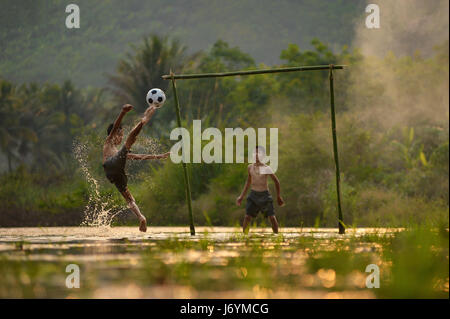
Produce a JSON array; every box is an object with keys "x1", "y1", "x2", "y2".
[
  {"x1": 0, "y1": 226, "x2": 401, "y2": 243},
  {"x1": 0, "y1": 227, "x2": 444, "y2": 299}
]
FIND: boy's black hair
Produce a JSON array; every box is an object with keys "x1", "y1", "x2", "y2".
[
  {"x1": 107, "y1": 123, "x2": 122, "y2": 136},
  {"x1": 255, "y1": 145, "x2": 266, "y2": 154}
]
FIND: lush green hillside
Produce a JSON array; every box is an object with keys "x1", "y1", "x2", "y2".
[{"x1": 0, "y1": 0, "x2": 365, "y2": 87}]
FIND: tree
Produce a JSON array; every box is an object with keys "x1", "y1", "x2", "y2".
[
  {"x1": 108, "y1": 34, "x2": 194, "y2": 112},
  {"x1": 277, "y1": 39, "x2": 359, "y2": 113},
  {"x1": 177, "y1": 40, "x2": 257, "y2": 127},
  {"x1": 0, "y1": 80, "x2": 19, "y2": 172},
  {"x1": 0, "y1": 80, "x2": 38, "y2": 172}
]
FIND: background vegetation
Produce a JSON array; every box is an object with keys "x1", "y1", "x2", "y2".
[
  {"x1": 0, "y1": 1, "x2": 447, "y2": 301},
  {"x1": 0, "y1": 0, "x2": 366, "y2": 87},
  {"x1": 1, "y1": 32, "x2": 448, "y2": 227}
]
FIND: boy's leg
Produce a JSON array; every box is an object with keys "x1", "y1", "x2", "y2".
[
  {"x1": 262, "y1": 194, "x2": 278, "y2": 234},
  {"x1": 120, "y1": 188, "x2": 147, "y2": 232},
  {"x1": 268, "y1": 216, "x2": 279, "y2": 234},
  {"x1": 243, "y1": 215, "x2": 252, "y2": 234},
  {"x1": 124, "y1": 106, "x2": 156, "y2": 150},
  {"x1": 125, "y1": 121, "x2": 144, "y2": 150}
]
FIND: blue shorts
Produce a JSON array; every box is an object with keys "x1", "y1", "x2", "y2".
[{"x1": 246, "y1": 190, "x2": 275, "y2": 218}]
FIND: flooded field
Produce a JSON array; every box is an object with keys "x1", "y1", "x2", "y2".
[{"x1": 0, "y1": 227, "x2": 448, "y2": 298}]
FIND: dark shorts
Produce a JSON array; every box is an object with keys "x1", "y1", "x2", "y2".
[
  {"x1": 103, "y1": 145, "x2": 129, "y2": 193},
  {"x1": 246, "y1": 190, "x2": 275, "y2": 218}
]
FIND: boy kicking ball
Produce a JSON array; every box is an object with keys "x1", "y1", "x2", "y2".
[
  {"x1": 102, "y1": 89, "x2": 169, "y2": 232},
  {"x1": 236, "y1": 146, "x2": 285, "y2": 234}
]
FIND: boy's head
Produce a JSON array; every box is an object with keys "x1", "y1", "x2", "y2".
[
  {"x1": 253, "y1": 145, "x2": 266, "y2": 163},
  {"x1": 107, "y1": 123, "x2": 123, "y2": 145}
]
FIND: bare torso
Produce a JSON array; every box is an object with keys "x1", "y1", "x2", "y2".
[
  {"x1": 102, "y1": 142, "x2": 118, "y2": 163},
  {"x1": 249, "y1": 163, "x2": 272, "y2": 191}
]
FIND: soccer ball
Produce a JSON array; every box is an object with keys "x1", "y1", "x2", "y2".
[{"x1": 146, "y1": 88, "x2": 166, "y2": 108}]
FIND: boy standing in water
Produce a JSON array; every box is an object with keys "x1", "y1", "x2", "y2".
[
  {"x1": 236, "y1": 146, "x2": 284, "y2": 234},
  {"x1": 102, "y1": 104, "x2": 169, "y2": 232}
]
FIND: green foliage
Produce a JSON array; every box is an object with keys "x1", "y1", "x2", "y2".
[
  {"x1": 379, "y1": 225, "x2": 449, "y2": 298},
  {"x1": 0, "y1": 166, "x2": 88, "y2": 215},
  {"x1": 0, "y1": 0, "x2": 366, "y2": 87},
  {"x1": 277, "y1": 40, "x2": 361, "y2": 112},
  {"x1": 0, "y1": 37, "x2": 448, "y2": 228},
  {"x1": 108, "y1": 34, "x2": 193, "y2": 113},
  {"x1": 0, "y1": 78, "x2": 108, "y2": 174}
]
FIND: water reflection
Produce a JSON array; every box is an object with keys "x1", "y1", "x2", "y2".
[{"x1": 0, "y1": 226, "x2": 445, "y2": 299}]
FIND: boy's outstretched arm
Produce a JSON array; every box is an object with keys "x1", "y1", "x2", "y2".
[
  {"x1": 270, "y1": 173, "x2": 285, "y2": 206},
  {"x1": 236, "y1": 166, "x2": 252, "y2": 206},
  {"x1": 107, "y1": 104, "x2": 133, "y2": 141},
  {"x1": 127, "y1": 152, "x2": 170, "y2": 160}
]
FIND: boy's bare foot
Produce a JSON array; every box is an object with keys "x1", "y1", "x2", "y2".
[
  {"x1": 139, "y1": 218, "x2": 147, "y2": 232},
  {"x1": 142, "y1": 106, "x2": 156, "y2": 124}
]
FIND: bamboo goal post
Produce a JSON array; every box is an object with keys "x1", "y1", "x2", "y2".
[{"x1": 163, "y1": 64, "x2": 346, "y2": 235}]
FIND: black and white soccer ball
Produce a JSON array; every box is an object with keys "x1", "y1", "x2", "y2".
[{"x1": 146, "y1": 88, "x2": 166, "y2": 108}]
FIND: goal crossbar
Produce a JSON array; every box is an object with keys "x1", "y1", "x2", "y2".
[{"x1": 162, "y1": 65, "x2": 345, "y2": 80}]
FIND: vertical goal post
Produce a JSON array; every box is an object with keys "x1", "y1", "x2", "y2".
[{"x1": 163, "y1": 64, "x2": 346, "y2": 235}]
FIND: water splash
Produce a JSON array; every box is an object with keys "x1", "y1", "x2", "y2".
[
  {"x1": 73, "y1": 127, "x2": 164, "y2": 227},
  {"x1": 73, "y1": 141, "x2": 123, "y2": 227},
  {"x1": 121, "y1": 129, "x2": 165, "y2": 183},
  {"x1": 122, "y1": 124, "x2": 163, "y2": 155},
  {"x1": 138, "y1": 136, "x2": 162, "y2": 153}
]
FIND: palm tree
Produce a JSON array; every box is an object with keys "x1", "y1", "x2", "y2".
[
  {"x1": 16, "y1": 82, "x2": 60, "y2": 171},
  {"x1": 0, "y1": 80, "x2": 36, "y2": 172},
  {"x1": 108, "y1": 34, "x2": 195, "y2": 112},
  {"x1": 0, "y1": 81, "x2": 17, "y2": 172}
]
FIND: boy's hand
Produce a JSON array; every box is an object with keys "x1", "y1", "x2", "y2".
[
  {"x1": 277, "y1": 196, "x2": 285, "y2": 207},
  {"x1": 236, "y1": 196, "x2": 244, "y2": 206},
  {"x1": 122, "y1": 104, "x2": 133, "y2": 112}
]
